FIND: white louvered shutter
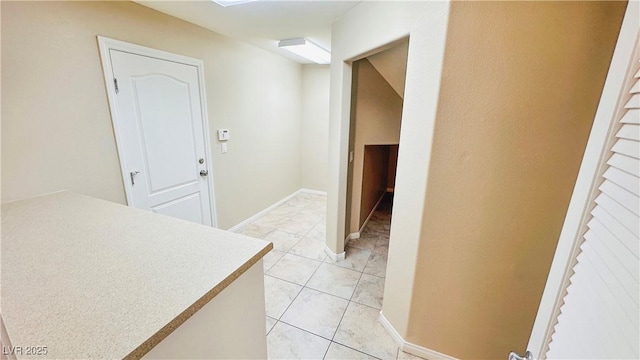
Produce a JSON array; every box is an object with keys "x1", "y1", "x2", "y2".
[{"x1": 546, "y1": 44, "x2": 640, "y2": 359}]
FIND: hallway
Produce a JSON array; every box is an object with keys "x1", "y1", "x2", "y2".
[{"x1": 236, "y1": 193, "x2": 419, "y2": 359}]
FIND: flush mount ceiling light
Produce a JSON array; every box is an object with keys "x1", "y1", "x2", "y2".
[
  {"x1": 278, "y1": 38, "x2": 331, "y2": 65},
  {"x1": 212, "y1": 0, "x2": 258, "y2": 7}
]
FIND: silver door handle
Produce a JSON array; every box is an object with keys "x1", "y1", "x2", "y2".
[
  {"x1": 130, "y1": 171, "x2": 140, "y2": 186},
  {"x1": 509, "y1": 351, "x2": 532, "y2": 360},
  {"x1": 200, "y1": 170, "x2": 208, "y2": 177}
]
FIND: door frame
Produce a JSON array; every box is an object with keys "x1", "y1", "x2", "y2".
[
  {"x1": 527, "y1": 3, "x2": 639, "y2": 357},
  {"x1": 97, "y1": 36, "x2": 218, "y2": 227}
]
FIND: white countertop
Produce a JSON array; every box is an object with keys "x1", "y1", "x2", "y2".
[{"x1": 1, "y1": 191, "x2": 272, "y2": 359}]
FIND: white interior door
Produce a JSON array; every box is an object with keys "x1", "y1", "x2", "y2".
[{"x1": 99, "y1": 38, "x2": 216, "y2": 226}]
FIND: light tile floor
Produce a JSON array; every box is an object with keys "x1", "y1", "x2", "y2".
[{"x1": 235, "y1": 192, "x2": 423, "y2": 360}]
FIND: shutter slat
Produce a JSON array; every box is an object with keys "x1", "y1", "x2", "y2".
[
  {"x1": 548, "y1": 314, "x2": 580, "y2": 359},
  {"x1": 547, "y1": 47, "x2": 640, "y2": 359},
  {"x1": 575, "y1": 253, "x2": 638, "y2": 346},
  {"x1": 599, "y1": 179, "x2": 640, "y2": 216},
  {"x1": 551, "y1": 305, "x2": 608, "y2": 359},
  {"x1": 573, "y1": 254, "x2": 637, "y2": 358},
  {"x1": 611, "y1": 138, "x2": 640, "y2": 159},
  {"x1": 581, "y1": 241, "x2": 639, "y2": 309},
  {"x1": 591, "y1": 206, "x2": 639, "y2": 258},
  {"x1": 560, "y1": 281, "x2": 631, "y2": 358},
  {"x1": 594, "y1": 193, "x2": 640, "y2": 236},
  {"x1": 585, "y1": 231, "x2": 640, "y2": 299},
  {"x1": 615, "y1": 124, "x2": 640, "y2": 141},
  {"x1": 621, "y1": 108, "x2": 640, "y2": 124},
  {"x1": 552, "y1": 296, "x2": 605, "y2": 359},
  {"x1": 581, "y1": 232, "x2": 640, "y2": 306},
  {"x1": 584, "y1": 230, "x2": 639, "y2": 300},
  {"x1": 625, "y1": 93, "x2": 640, "y2": 109},
  {"x1": 631, "y1": 79, "x2": 640, "y2": 94},
  {"x1": 587, "y1": 218, "x2": 640, "y2": 279},
  {"x1": 607, "y1": 153, "x2": 640, "y2": 176},
  {"x1": 552, "y1": 259, "x2": 637, "y2": 358},
  {"x1": 602, "y1": 166, "x2": 640, "y2": 195}
]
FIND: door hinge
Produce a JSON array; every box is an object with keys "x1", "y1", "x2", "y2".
[{"x1": 113, "y1": 78, "x2": 119, "y2": 94}]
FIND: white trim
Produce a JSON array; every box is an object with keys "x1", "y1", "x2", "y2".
[
  {"x1": 344, "y1": 232, "x2": 360, "y2": 247},
  {"x1": 96, "y1": 36, "x2": 219, "y2": 227},
  {"x1": 403, "y1": 341, "x2": 458, "y2": 360},
  {"x1": 358, "y1": 191, "x2": 386, "y2": 234},
  {"x1": 378, "y1": 311, "x2": 403, "y2": 347},
  {"x1": 228, "y1": 190, "x2": 301, "y2": 232},
  {"x1": 228, "y1": 188, "x2": 338, "y2": 260},
  {"x1": 526, "y1": 3, "x2": 640, "y2": 358},
  {"x1": 228, "y1": 188, "x2": 328, "y2": 232},
  {"x1": 346, "y1": 232, "x2": 361, "y2": 240},
  {"x1": 345, "y1": 191, "x2": 386, "y2": 247},
  {"x1": 324, "y1": 245, "x2": 346, "y2": 262},
  {"x1": 379, "y1": 312, "x2": 458, "y2": 360},
  {"x1": 299, "y1": 188, "x2": 328, "y2": 196}
]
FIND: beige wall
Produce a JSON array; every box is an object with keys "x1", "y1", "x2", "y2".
[
  {"x1": 1, "y1": 1, "x2": 303, "y2": 229},
  {"x1": 300, "y1": 65, "x2": 330, "y2": 192},
  {"x1": 348, "y1": 59, "x2": 402, "y2": 233},
  {"x1": 329, "y1": 0, "x2": 625, "y2": 358},
  {"x1": 366, "y1": 41, "x2": 408, "y2": 99},
  {"x1": 407, "y1": 1, "x2": 626, "y2": 359},
  {"x1": 329, "y1": 1, "x2": 451, "y2": 338}
]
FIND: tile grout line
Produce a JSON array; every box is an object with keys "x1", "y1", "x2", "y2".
[
  {"x1": 321, "y1": 342, "x2": 332, "y2": 360},
  {"x1": 258, "y1": 195, "x2": 335, "y2": 358},
  {"x1": 273, "y1": 319, "x2": 380, "y2": 360},
  {"x1": 261, "y1": 196, "x2": 327, "y2": 330},
  {"x1": 328, "y1": 270, "x2": 364, "y2": 342},
  {"x1": 263, "y1": 195, "x2": 398, "y2": 360},
  {"x1": 274, "y1": 197, "x2": 358, "y2": 356},
  {"x1": 325, "y1": 212, "x2": 384, "y2": 359},
  {"x1": 329, "y1": 339, "x2": 384, "y2": 360},
  {"x1": 335, "y1": 206, "x2": 392, "y2": 358},
  {"x1": 277, "y1": 319, "x2": 334, "y2": 342},
  {"x1": 268, "y1": 198, "x2": 326, "y2": 322}
]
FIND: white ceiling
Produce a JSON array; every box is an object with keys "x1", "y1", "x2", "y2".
[{"x1": 135, "y1": 0, "x2": 363, "y2": 64}]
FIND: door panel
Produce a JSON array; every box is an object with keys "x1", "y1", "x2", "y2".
[
  {"x1": 152, "y1": 193, "x2": 203, "y2": 224},
  {"x1": 109, "y1": 49, "x2": 213, "y2": 226},
  {"x1": 133, "y1": 75, "x2": 199, "y2": 194}
]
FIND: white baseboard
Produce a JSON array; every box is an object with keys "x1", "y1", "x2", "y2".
[
  {"x1": 324, "y1": 244, "x2": 346, "y2": 262},
  {"x1": 379, "y1": 312, "x2": 458, "y2": 360},
  {"x1": 344, "y1": 232, "x2": 360, "y2": 247},
  {"x1": 358, "y1": 192, "x2": 385, "y2": 235},
  {"x1": 378, "y1": 311, "x2": 403, "y2": 347},
  {"x1": 299, "y1": 188, "x2": 327, "y2": 196},
  {"x1": 344, "y1": 192, "x2": 385, "y2": 247},
  {"x1": 228, "y1": 188, "x2": 325, "y2": 232},
  {"x1": 403, "y1": 341, "x2": 458, "y2": 360}
]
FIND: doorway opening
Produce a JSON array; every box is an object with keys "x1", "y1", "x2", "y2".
[{"x1": 343, "y1": 38, "x2": 408, "y2": 282}]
